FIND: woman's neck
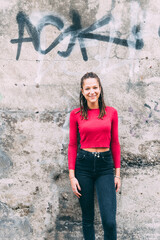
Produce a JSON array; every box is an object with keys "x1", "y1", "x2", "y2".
[{"x1": 87, "y1": 103, "x2": 99, "y2": 109}]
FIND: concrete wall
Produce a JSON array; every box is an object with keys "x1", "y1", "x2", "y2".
[{"x1": 0, "y1": 0, "x2": 160, "y2": 239}]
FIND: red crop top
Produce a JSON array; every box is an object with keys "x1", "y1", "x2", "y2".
[{"x1": 68, "y1": 106, "x2": 121, "y2": 170}]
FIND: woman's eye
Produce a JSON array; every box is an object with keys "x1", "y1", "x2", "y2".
[{"x1": 84, "y1": 87, "x2": 98, "y2": 90}]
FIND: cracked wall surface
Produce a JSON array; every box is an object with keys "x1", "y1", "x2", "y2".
[{"x1": 0, "y1": 0, "x2": 160, "y2": 239}]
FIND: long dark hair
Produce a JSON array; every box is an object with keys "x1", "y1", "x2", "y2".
[{"x1": 79, "y1": 72, "x2": 106, "y2": 119}]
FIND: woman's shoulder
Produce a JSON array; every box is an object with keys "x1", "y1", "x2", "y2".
[
  {"x1": 106, "y1": 106, "x2": 118, "y2": 117},
  {"x1": 105, "y1": 106, "x2": 118, "y2": 115},
  {"x1": 70, "y1": 107, "x2": 81, "y2": 116}
]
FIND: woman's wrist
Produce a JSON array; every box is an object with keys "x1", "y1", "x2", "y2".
[
  {"x1": 115, "y1": 168, "x2": 120, "y2": 178},
  {"x1": 69, "y1": 176, "x2": 75, "y2": 180},
  {"x1": 69, "y1": 175, "x2": 75, "y2": 179},
  {"x1": 69, "y1": 169, "x2": 75, "y2": 179},
  {"x1": 115, "y1": 175, "x2": 121, "y2": 179}
]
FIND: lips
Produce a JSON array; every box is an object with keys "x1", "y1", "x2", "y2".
[{"x1": 89, "y1": 95, "x2": 96, "y2": 97}]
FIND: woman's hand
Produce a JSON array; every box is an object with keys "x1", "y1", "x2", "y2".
[
  {"x1": 114, "y1": 176, "x2": 121, "y2": 192},
  {"x1": 70, "y1": 177, "x2": 82, "y2": 198}
]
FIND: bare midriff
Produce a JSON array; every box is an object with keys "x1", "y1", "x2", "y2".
[{"x1": 81, "y1": 147, "x2": 110, "y2": 152}]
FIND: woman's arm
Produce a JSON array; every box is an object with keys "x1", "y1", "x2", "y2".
[
  {"x1": 68, "y1": 110, "x2": 82, "y2": 198},
  {"x1": 110, "y1": 109, "x2": 121, "y2": 168},
  {"x1": 68, "y1": 110, "x2": 78, "y2": 170},
  {"x1": 110, "y1": 109, "x2": 121, "y2": 192}
]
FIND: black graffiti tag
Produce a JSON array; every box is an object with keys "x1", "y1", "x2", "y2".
[
  {"x1": 10, "y1": 11, "x2": 64, "y2": 60},
  {"x1": 11, "y1": 10, "x2": 144, "y2": 61}
]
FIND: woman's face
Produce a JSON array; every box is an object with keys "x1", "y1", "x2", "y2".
[{"x1": 81, "y1": 78, "x2": 101, "y2": 106}]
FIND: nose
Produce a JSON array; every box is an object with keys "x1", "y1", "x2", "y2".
[{"x1": 90, "y1": 88, "x2": 95, "y2": 94}]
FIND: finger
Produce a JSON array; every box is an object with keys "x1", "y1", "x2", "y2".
[
  {"x1": 115, "y1": 180, "x2": 119, "y2": 192},
  {"x1": 74, "y1": 192, "x2": 81, "y2": 198},
  {"x1": 74, "y1": 189, "x2": 82, "y2": 198},
  {"x1": 116, "y1": 186, "x2": 119, "y2": 192},
  {"x1": 116, "y1": 183, "x2": 118, "y2": 192},
  {"x1": 76, "y1": 191, "x2": 82, "y2": 197},
  {"x1": 77, "y1": 182, "x2": 81, "y2": 191},
  {"x1": 114, "y1": 181, "x2": 117, "y2": 189},
  {"x1": 116, "y1": 182, "x2": 120, "y2": 192},
  {"x1": 72, "y1": 185, "x2": 82, "y2": 196}
]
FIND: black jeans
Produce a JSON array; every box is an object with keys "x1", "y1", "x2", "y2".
[{"x1": 75, "y1": 149, "x2": 117, "y2": 240}]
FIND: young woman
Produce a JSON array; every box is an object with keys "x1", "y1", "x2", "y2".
[{"x1": 68, "y1": 72, "x2": 121, "y2": 240}]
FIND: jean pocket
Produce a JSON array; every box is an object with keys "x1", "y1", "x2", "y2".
[
  {"x1": 102, "y1": 155, "x2": 113, "y2": 164},
  {"x1": 77, "y1": 152, "x2": 86, "y2": 161}
]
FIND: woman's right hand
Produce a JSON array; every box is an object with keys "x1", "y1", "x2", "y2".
[{"x1": 70, "y1": 177, "x2": 82, "y2": 198}]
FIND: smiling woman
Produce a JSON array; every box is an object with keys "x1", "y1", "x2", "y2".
[
  {"x1": 81, "y1": 77, "x2": 101, "y2": 108},
  {"x1": 68, "y1": 72, "x2": 121, "y2": 240}
]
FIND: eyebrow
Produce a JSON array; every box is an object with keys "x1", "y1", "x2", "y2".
[{"x1": 84, "y1": 85, "x2": 98, "y2": 87}]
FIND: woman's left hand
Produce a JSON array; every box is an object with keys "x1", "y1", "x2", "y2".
[{"x1": 114, "y1": 177, "x2": 121, "y2": 192}]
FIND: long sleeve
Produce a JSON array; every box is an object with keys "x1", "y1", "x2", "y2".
[
  {"x1": 110, "y1": 109, "x2": 121, "y2": 168},
  {"x1": 68, "y1": 110, "x2": 78, "y2": 170}
]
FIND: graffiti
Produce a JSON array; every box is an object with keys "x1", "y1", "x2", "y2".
[
  {"x1": 144, "y1": 100, "x2": 160, "y2": 123},
  {"x1": 144, "y1": 103, "x2": 152, "y2": 118},
  {"x1": 11, "y1": 10, "x2": 144, "y2": 61},
  {"x1": 10, "y1": 12, "x2": 64, "y2": 60},
  {"x1": 154, "y1": 101, "x2": 160, "y2": 112},
  {"x1": 144, "y1": 101, "x2": 160, "y2": 113}
]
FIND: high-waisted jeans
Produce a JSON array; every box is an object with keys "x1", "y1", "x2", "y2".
[{"x1": 75, "y1": 149, "x2": 117, "y2": 240}]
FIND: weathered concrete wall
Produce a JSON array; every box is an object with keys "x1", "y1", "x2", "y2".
[{"x1": 0, "y1": 0, "x2": 160, "y2": 239}]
